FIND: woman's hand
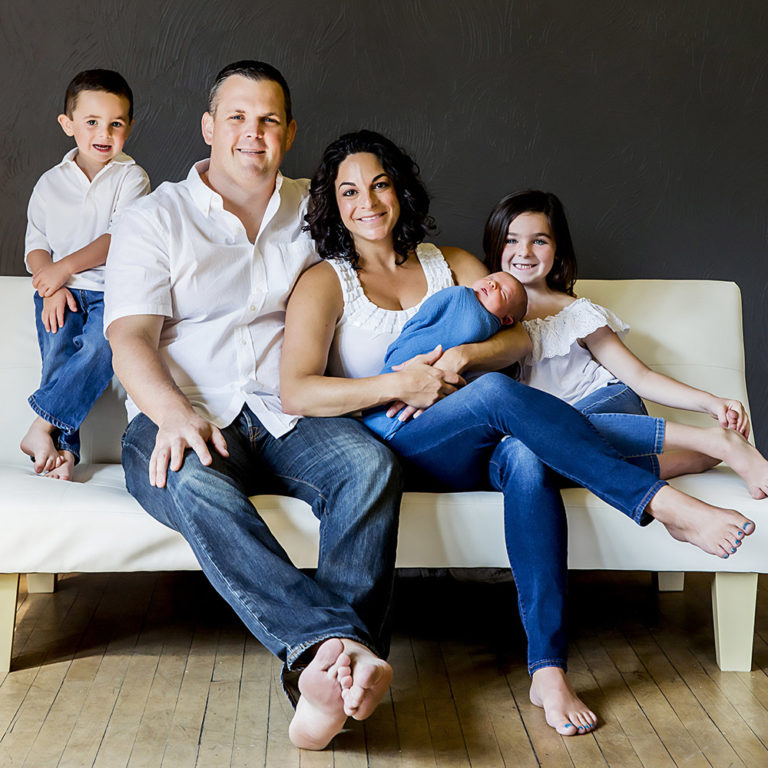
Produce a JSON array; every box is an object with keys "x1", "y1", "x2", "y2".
[
  {"x1": 707, "y1": 397, "x2": 750, "y2": 438},
  {"x1": 386, "y1": 346, "x2": 466, "y2": 421}
]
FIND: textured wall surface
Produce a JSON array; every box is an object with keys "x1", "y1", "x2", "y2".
[{"x1": 3, "y1": 1, "x2": 767, "y2": 447}]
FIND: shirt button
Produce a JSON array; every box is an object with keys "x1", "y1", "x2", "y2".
[{"x1": 250, "y1": 305, "x2": 256, "y2": 311}]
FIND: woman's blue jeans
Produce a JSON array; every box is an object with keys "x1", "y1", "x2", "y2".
[
  {"x1": 121, "y1": 407, "x2": 402, "y2": 699},
  {"x1": 29, "y1": 290, "x2": 114, "y2": 462},
  {"x1": 385, "y1": 373, "x2": 667, "y2": 675}
]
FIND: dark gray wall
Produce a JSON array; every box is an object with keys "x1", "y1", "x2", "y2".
[{"x1": 4, "y1": 1, "x2": 767, "y2": 447}]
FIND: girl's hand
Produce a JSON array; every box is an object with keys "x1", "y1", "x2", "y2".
[
  {"x1": 709, "y1": 398, "x2": 750, "y2": 438},
  {"x1": 33, "y1": 260, "x2": 72, "y2": 297},
  {"x1": 41, "y1": 288, "x2": 78, "y2": 333}
]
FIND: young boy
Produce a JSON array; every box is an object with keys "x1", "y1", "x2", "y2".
[
  {"x1": 21, "y1": 69, "x2": 150, "y2": 480},
  {"x1": 363, "y1": 271, "x2": 528, "y2": 440}
]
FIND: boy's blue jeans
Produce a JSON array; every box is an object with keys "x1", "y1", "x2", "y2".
[
  {"x1": 121, "y1": 407, "x2": 402, "y2": 700},
  {"x1": 384, "y1": 373, "x2": 667, "y2": 675},
  {"x1": 29, "y1": 289, "x2": 114, "y2": 462}
]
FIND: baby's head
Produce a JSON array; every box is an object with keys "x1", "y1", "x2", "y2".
[
  {"x1": 57, "y1": 70, "x2": 135, "y2": 170},
  {"x1": 471, "y1": 271, "x2": 527, "y2": 326}
]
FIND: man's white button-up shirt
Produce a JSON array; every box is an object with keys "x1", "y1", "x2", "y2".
[
  {"x1": 25, "y1": 149, "x2": 151, "y2": 291},
  {"x1": 104, "y1": 160, "x2": 319, "y2": 437}
]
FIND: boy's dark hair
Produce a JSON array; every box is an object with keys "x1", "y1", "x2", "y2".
[
  {"x1": 305, "y1": 129, "x2": 435, "y2": 268},
  {"x1": 483, "y1": 189, "x2": 578, "y2": 297},
  {"x1": 208, "y1": 60, "x2": 293, "y2": 123},
  {"x1": 64, "y1": 69, "x2": 134, "y2": 121}
]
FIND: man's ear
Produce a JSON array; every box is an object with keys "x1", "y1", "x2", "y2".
[
  {"x1": 285, "y1": 119, "x2": 297, "y2": 152},
  {"x1": 57, "y1": 114, "x2": 74, "y2": 137},
  {"x1": 201, "y1": 112, "x2": 214, "y2": 146}
]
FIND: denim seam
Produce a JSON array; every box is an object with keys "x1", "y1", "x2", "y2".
[
  {"x1": 580, "y1": 384, "x2": 633, "y2": 413},
  {"x1": 654, "y1": 418, "x2": 666, "y2": 455},
  {"x1": 27, "y1": 395, "x2": 76, "y2": 434},
  {"x1": 634, "y1": 479, "x2": 668, "y2": 525},
  {"x1": 529, "y1": 658, "x2": 568, "y2": 675}
]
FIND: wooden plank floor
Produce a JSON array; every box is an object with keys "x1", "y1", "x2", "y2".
[{"x1": 1, "y1": 570, "x2": 767, "y2": 767}]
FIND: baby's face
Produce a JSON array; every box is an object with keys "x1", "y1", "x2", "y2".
[{"x1": 472, "y1": 272, "x2": 527, "y2": 326}]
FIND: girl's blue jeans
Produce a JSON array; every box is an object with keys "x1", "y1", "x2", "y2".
[
  {"x1": 121, "y1": 407, "x2": 402, "y2": 701},
  {"x1": 28, "y1": 290, "x2": 114, "y2": 462},
  {"x1": 385, "y1": 374, "x2": 667, "y2": 675}
]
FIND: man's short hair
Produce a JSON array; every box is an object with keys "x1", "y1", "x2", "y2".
[
  {"x1": 208, "y1": 60, "x2": 293, "y2": 123},
  {"x1": 63, "y1": 69, "x2": 134, "y2": 121}
]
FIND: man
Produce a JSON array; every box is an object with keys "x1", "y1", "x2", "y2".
[{"x1": 104, "y1": 61, "x2": 403, "y2": 750}]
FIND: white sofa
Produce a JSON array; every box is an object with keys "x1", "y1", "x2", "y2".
[{"x1": 1, "y1": 276, "x2": 765, "y2": 675}]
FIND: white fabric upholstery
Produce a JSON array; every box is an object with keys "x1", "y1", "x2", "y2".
[{"x1": 1, "y1": 276, "x2": 766, "y2": 578}]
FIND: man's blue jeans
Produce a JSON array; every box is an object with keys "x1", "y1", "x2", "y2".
[
  {"x1": 121, "y1": 406, "x2": 402, "y2": 695},
  {"x1": 29, "y1": 289, "x2": 113, "y2": 462},
  {"x1": 385, "y1": 373, "x2": 667, "y2": 675}
]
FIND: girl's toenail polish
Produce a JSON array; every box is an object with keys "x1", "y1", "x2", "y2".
[{"x1": 722, "y1": 553, "x2": 729, "y2": 559}]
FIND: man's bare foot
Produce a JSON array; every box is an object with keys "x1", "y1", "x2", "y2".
[
  {"x1": 335, "y1": 639, "x2": 393, "y2": 720},
  {"x1": 20, "y1": 417, "x2": 58, "y2": 474},
  {"x1": 529, "y1": 666, "x2": 597, "y2": 735},
  {"x1": 648, "y1": 485, "x2": 755, "y2": 558},
  {"x1": 46, "y1": 450, "x2": 75, "y2": 481},
  {"x1": 718, "y1": 428, "x2": 768, "y2": 499},
  {"x1": 288, "y1": 638, "x2": 348, "y2": 750}
]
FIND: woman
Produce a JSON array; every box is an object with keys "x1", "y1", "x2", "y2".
[{"x1": 280, "y1": 130, "x2": 754, "y2": 736}]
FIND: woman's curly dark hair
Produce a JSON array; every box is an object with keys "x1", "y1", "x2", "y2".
[
  {"x1": 305, "y1": 129, "x2": 436, "y2": 267},
  {"x1": 483, "y1": 190, "x2": 578, "y2": 297}
]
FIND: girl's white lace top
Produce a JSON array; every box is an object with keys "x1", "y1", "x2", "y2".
[
  {"x1": 326, "y1": 243, "x2": 454, "y2": 380},
  {"x1": 520, "y1": 297, "x2": 630, "y2": 406}
]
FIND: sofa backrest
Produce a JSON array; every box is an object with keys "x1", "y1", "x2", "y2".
[{"x1": 0, "y1": 276, "x2": 750, "y2": 466}]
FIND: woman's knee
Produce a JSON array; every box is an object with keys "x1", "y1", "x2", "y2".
[{"x1": 491, "y1": 437, "x2": 549, "y2": 484}]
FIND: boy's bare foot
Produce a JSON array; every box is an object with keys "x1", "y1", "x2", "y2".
[
  {"x1": 719, "y1": 428, "x2": 768, "y2": 499},
  {"x1": 648, "y1": 486, "x2": 755, "y2": 558},
  {"x1": 46, "y1": 450, "x2": 76, "y2": 481},
  {"x1": 529, "y1": 666, "x2": 597, "y2": 735},
  {"x1": 335, "y1": 639, "x2": 393, "y2": 719},
  {"x1": 20, "y1": 417, "x2": 59, "y2": 474},
  {"x1": 288, "y1": 638, "x2": 348, "y2": 750}
]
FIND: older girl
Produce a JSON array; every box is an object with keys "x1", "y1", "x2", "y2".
[
  {"x1": 281, "y1": 131, "x2": 755, "y2": 736},
  {"x1": 484, "y1": 190, "x2": 768, "y2": 498}
]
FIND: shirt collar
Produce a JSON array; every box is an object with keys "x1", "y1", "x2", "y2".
[
  {"x1": 57, "y1": 148, "x2": 135, "y2": 170},
  {"x1": 187, "y1": 159, "x2": 285, "y2": 227}
]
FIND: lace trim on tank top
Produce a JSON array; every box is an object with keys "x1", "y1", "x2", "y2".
[
  {"x1": 523, "y1": 298, "x2": 630, "y2": 363},
  {"x1": 327, "y1": 242, "x2": 454, "y2": 334}
]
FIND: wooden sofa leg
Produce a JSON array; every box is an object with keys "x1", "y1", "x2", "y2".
[
  {"x1": 0, "y1": 574, "x2": 19, "y2": 675},
  {"x1": 657, "y1": 572, "x2": 685, "y2": 592},
  {"x1": 711, "y1": 572, "x2": 757, "y2": 672},
  {"x1": 26, "y1": 573, "x2": 56, "y2": 593}
]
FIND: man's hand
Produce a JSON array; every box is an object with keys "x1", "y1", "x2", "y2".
[
  {"x1": 41, "y1": 288, "x2": 78, "y2": 333},
  {"x1": 150, "y1": 410, "x2": 229, "y2": 488},
  {"x1": 386, "y1": 346, "x2": 466, "y2": 422},
  {"x1": 33, "y1": 260, "x2": 72, "y2": 297}
]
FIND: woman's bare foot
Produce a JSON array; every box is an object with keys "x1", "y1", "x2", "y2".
[
  {"x1": 20, "y1": 417, "x2": 58, "y2": 474},
  {"x1": 288, "y1": 638, "x2": 348, "y2": 750},
  {"x1": 46, "y1": 450, "x2": 76, "y2": 481},
  {"x1": 658, "y1": 450, "x2": 719, "y2": 480},
  {"x1": 335, "y1": 639, "x2": 393, "y2": 720},
  {"x1": 529, "y1": 666, "x2": 597, "y2": 735},
  {"x1": 647, "y1": 485, "x2": 755, "y2": 558}
]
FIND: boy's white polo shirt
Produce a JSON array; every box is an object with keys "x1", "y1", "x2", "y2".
[
  {"x1": 24, "y1": 149, "x2": 151, "y2": 291},
  {"x1": 104, "y1": 160, "x2": 319, "y2": 437}
]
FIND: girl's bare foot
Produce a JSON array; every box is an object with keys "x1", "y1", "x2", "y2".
[
  {"x1": 20, "y1": 417, "x2": 58, "y2": 474},
  {"x1": 334, "y1": 639, "x2": 393, "y2": 720},
  {"x1": 46, "y1": 450, "x2": 76, "y2": 481},
  {"x1": 718, "y1": 428, "x2": 768, "y2": 499},
  {"x1": 529, "y1": 666, "x2": 597, "y2": 735},
  {"x1": 647, "y1": 485, "x2": 755, "y2": 558},
  {"x1": 289, "y1": 638, "x2": 348, "y2": 750},
  {"x1": 658, "y1": 450, "x2": 719, "y2": 479}
]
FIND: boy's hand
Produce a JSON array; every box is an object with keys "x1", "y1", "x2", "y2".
[
  {"x1": 709, "y1": 398, "x2": 750, "y2": 438},
  {"x1": 33, "y1": 260, "x2": 72, "y2": 297},
  {"x1": 41, "y1": 288, "x2": 78, "y2": 333}
]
